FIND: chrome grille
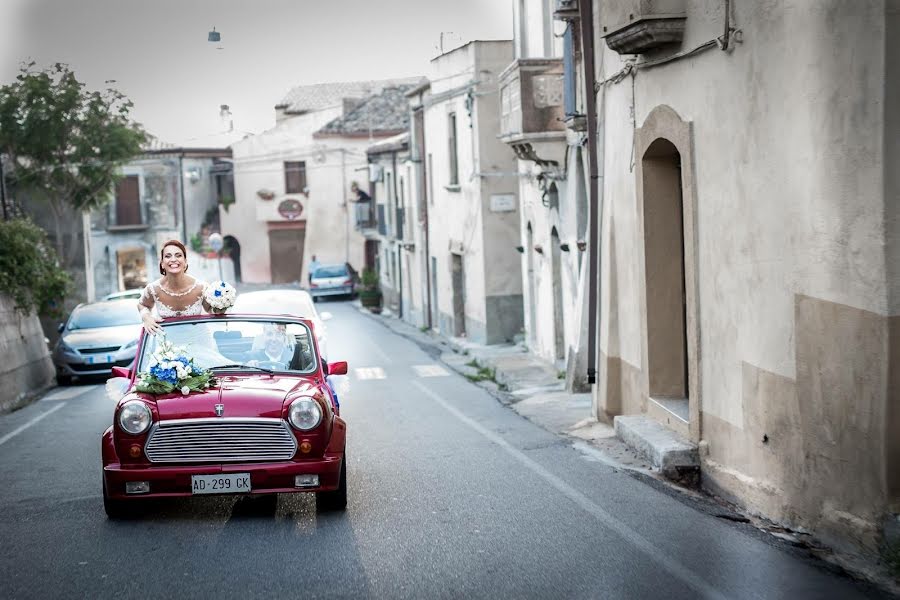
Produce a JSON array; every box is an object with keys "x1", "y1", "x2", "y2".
[{"x1": 145, "y1": 418, "x2": 297, "y2": 464}]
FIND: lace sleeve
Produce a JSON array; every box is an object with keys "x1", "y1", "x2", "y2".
[{"x1": 139, "y1": 282, "x2": 156, "y2": 310}]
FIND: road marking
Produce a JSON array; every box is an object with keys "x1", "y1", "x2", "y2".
[
  {"x1": 42, "y1": 386, "x2": 98, "y2": 401},
  {"x1": 354, "y1": 367, "x2": 386, "y2": 380},
  {"x1": 0, "y1": 402, "x2": 67, "y2": 447},
  {"x1": 412, "y1": 364, "x2": 450, "y2": 378},
  {"x1": 412, "y1": 381, "x2": 727, "y2": 600}
]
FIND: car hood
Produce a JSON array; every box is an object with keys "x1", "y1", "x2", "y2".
[
  {"x1": 146, "y1": 375, "x2": 320, "y2": 421},
  {"x1": 63, "y1": 324, "x2": 142, "y2": 349}
]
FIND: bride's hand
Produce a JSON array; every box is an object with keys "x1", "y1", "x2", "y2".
[{"x1": 141, "y1": 311, "x2": 164, "y2": 335}]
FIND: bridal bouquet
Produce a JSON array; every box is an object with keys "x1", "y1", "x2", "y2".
[
  {"x1": 205, "y1": 280, "x2": 237, "y2": 313},
  {"x1": 136, "y1": 338, "x2": 215, "y2": 396}
]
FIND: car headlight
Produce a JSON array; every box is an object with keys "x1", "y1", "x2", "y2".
[
  {"x1": 122, "y1": 338, "x2": 138, "y2": 350},
  {"x1": 288, "y1": 397, "x2": 322, "y2": 431},
  {"x1": 118, "y1": 401, "x2": 152, "y2": 435},
  {"x1": 57, "y1": 339, "x2": 76, "y2": 354}
]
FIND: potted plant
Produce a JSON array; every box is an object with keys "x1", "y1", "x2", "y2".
[{"x1": 358, "y1": 269, "x2": 382, "y2": 313}]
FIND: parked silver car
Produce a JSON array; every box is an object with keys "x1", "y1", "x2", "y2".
[
  {"x1": 53, "y1": 299, "x2": 143, "y2": 385},
  {"x1": 309, "y1": 264, "x2": 356, "y2": 301}
]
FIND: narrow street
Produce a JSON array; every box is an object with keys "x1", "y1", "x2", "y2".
[{"x1": 0, "y1": 300, "x2": 884, "y2": 599}]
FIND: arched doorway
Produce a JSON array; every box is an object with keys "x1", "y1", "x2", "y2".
[
  {"x1": 550, "y1": 227, "x2": 565, "y2": 361},
  {"x1": 223, "y1": 235, "x2": 242, "y2": 283},
  {"x1": 642, "y1": 138, "x2": 688, "y2": 420}
]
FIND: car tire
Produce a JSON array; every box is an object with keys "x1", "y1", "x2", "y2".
[
  {"x1": 57, "y1": 375, "x2": 73, "y2": 386},
  {"x1": 102, "y1": 476, "x2": 135, "y2": 520},
  {"x1": 315, "y1": 454, "x2": 347, "y2": 512}
]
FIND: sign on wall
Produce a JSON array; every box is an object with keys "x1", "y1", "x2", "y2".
[
  {"x1": 489, "y1": 194, "x2": 517, "y2": 213},
  {"x1": 277, "y1": 198, "x2": 304, "y2": 220}
]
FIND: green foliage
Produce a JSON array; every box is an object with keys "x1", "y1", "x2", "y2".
[
  {"x1": 0, "y1": 62, "x2": 146, "y2": 212},
  {"x1": 0, "y1": 218, "x2": 71, "y2": 316},
  {"x1": 360, "y1": 268, "x2": 379, "y2": 289},
  {"x1": 136, "y1": 372, "x2": 215, "y2": 396},
  {"x1": 189, "y1": 233, "x2": 204, "y2": 253},
  {"x1": 219, "y1": 195, "x2": 235, "y2": 212},
  {"x1": 463, "y1": 358, "x2": 496, "y2": 383}
]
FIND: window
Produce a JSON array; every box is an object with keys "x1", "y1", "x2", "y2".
[
  {"x1": 114, "y1": 175, "x2": 142, "y2": 226},
  {"x1": 563, "y1": 24, "x2": 577, "y2": 117},
  {"x1": 448, "y1": 113, "x2": 459, "y2": 186},
  {"x1": 284, "y1": 161, "x2": 307, "y2": 194}
]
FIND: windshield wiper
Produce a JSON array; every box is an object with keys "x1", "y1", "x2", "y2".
[{"x1": 210, "y1": 363, "x2": 276, "y2": 375}]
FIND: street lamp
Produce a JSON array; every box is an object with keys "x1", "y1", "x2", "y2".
[{"x1": 208, "y1": 27, "x2": 221, "y2": 42}]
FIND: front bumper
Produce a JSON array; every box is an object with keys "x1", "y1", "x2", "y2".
[
  {"x1": 103, "y1": 455, "x2": 343, "y2": 500},
  {"x1": 54, "y1": 350, "x2": 135, "y2": 378},
  {"x1": 309, "y1": 285, "x2": 354, "y2": 297}
]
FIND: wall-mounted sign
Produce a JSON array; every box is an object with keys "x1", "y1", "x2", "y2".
[
  {"x1": 277, "y1": 198, "x2": 304, "y2": 220},
  {"x1": 489, "y1": 194, "x2": 517, "y2": 213}
]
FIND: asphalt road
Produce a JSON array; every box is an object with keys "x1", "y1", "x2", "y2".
[{"x1": 0, "y1": 300, "x2": 887, "y2": 599}]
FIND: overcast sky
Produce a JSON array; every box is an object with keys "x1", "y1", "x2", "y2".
[{"x1": 0, "y1": 0, "x2": 512, "y2": 146}]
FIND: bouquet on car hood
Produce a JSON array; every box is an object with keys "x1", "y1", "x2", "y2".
[
  {"x1": 205, "y1": 280, "x2": 237, "y2": 313},
  {"x1": 136, "y1": 338, "x2": 215, "y2": 396}
]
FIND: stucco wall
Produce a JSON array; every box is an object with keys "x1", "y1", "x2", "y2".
[
  {"x1": 593, "y1": 0, "x2": 897, "y2": 552},
  {"x1": 0, "y1": 295, "x2": 55, "y2": 413}
]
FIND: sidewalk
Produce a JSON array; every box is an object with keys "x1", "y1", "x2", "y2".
[{"x1": 359, "y1": 305, "x2": 653, "y2": 473}]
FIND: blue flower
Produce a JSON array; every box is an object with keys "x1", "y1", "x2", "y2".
[
  {"x1": 220, "y1": 282, "x2": 226, "y2": 288},
  {"x1": 214, "y1": 289, "x2": 222, "y2": 297}
]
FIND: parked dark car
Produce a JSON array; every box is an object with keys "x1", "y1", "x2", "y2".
[{"x1": 52, "y1": 300, "x2": 142, "y2": 385}]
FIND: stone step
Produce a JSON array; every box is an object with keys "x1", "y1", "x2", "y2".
[{"x1": 614, "y1": 415, "x2": 699, "y2": 485}]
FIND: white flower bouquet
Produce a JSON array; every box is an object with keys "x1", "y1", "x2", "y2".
[
  {"x1": 205, "y1": 280, "x2": 237, "y2": 313},
  {"x1": 136, "y1": 338, "x2": 215, "y2": 396}
]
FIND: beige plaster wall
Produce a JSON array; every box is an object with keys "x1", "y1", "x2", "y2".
[{"x1": 593, "y1": 0, "x2": 898, "y2": 552}]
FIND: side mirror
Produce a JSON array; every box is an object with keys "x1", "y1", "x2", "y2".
[
  {"x1": 57, "y1": 323, "x2": 65, "y2": 333},
  {"x1": 111, "y1": 366, "x2": 131, "y2": 379},
  {"x1": 328, "y1": 361, "x2": 348, "y2": 376},
  {"x1": 319, "y1": 312, "x2": 333, "y2": 322}
]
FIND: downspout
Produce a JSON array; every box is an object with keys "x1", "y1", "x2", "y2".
[
  {"x1": 393, "y1": 149, "x2": 403, "y2": 319},
  {"x1": 579, "y1": 0, "x2": 602, "y2": 385},
  {"x1": 418, "y1": 103, "x2": 433, "y2": 329},
  {"x1": 178, "y1": 153, "x2": 188, "y2": 243}
]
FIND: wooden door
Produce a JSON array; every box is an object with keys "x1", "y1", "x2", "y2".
[
  {"x1": 268, "y1": 228, "x2": 305, "y2": 283},
  {"x1": 115, "y1": 176, "x2": 141, "y2": 226}
]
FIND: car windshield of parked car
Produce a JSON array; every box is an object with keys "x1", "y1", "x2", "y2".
[
  {"x1": 232, "y1": 293, "x2": 317, "y2": 319},
  {"x1": 67, "y1": 302, "x2": 142, "y2": 330},
  {"x1": 137, "y1": 318, "x2": 318, "y2": 374},
  {"x1": 313, "y1": 265, "x2": 347, "y2": 278}
]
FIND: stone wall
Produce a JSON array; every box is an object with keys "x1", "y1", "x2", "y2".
[{"x1": 0, "y1": 295, "x2": 55, "y2": 413}]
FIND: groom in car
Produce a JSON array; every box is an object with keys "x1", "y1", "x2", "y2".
[{"x1": 246, "y1": 323, "x2": 296, "y2": 369}]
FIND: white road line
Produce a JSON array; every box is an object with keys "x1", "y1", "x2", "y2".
[
  {"x1": 0, "y1": 402, "x2": 67, "y2": 447},
  {"x1": 42, "y1": 386, "x2": 98, "y2": 401},
  {"x1": 354, "y1": 367, "x2": 387, "y2": 380},
  {"x1": 412, "y1": 364, "x2": 450, "y2": 378},
  {"x1": 411, "y1": 381, "x2": 727, "y2": 600}
]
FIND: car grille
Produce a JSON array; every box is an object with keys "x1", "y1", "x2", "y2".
[
  {"x1": 144, "y1": 418, "x2": 297, "y2": 464},
  {"x1": 78, "y1": 346, "x2": 121, "y2": 354},
  {"x1": 69, "y1": 358, "x2": 132, "y2": 372}
]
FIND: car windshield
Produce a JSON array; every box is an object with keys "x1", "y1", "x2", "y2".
[
  {"x1": 313, "y1": 265, "x2": 347, "y2": 278},
  {"x1": 136, "y1": 318, "x2": 318, "y2": 374},
  {"x1": 232, "y1": 292, "x2": 317, "y2": 319},
  {"x1": 68, "y1": 302, "x2": 142, "y2": 330}
]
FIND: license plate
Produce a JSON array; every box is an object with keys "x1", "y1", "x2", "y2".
[
  {"x1": 86, "y1": 355, "x2": 112, "y2": 365},
  {"x1": 191, "y1": 473, "x2": 251, "y2": 495}
]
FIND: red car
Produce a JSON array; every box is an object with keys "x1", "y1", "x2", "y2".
[{"x1": 101, "y1": 314, "x2": 348, "y2": 518}]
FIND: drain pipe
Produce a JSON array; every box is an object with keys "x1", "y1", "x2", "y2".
[{"x1": 579, "y1": 0, "x2": 603, "y2": 385}]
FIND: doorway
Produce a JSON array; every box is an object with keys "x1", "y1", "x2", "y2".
[
  {"x1": 526, "y1": 223, "x2": 537, "y2": 346},
  {"x1": 116, "y1": 247, "x2": 147, "y2": 291},
  {"x1": 642, "y1": 138, "x2": 688, "y2": 421},
  {"x1": 268, "y1": 227, "x2": 305, "y2": 284},
  {"x1": 451, "y1": 253, "x2": 466, "y2": 337},
  {"x1": 550, "y1": 227, "x2": 565, "y2": 361},
  {"x1": 223, "y1": 235, "x2": 241, "y2": 283}
]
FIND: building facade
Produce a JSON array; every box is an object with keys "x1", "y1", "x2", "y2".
[
  {"x1": 424, "y1": 41, "x2": 524, "y2": 345},
  {"x1": 88, "y1": 146, "x2": 234, "y2": 300},
  {"x1": 501, "y1": 0, "x2": 591, "y2": 390},
  {"x1": 585, "y1": 0, "x2": 899, "y2": 554},
  {"x1": 221, "y1": 79, "x2": 420, "y2": 285}
]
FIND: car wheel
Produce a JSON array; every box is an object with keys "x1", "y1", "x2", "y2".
[
  {"x1": 102, "y1": 476, "x2": 135, "y2": 520},
  {"x1": 315, "y1": 454, "x2": 347, "y2": 512}
]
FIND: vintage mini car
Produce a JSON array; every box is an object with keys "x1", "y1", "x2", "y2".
[{"x1": 101, "y1": 314, "x2": 348, "y2": 518}]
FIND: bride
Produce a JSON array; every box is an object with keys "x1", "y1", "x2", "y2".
[{"x1": 137, "y1": 239, "x2": 221, "y2": 333}]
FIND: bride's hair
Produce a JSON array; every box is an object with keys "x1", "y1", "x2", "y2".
[{"x1": 159, "y1": 239, "x2": 189, "y2": 275}]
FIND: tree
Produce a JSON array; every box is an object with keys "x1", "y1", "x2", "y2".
[{"x1": 0, "y1": 62, "x2": 145, "y2": 266}]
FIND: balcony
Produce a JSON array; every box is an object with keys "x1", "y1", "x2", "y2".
[
  {"x1": 498, "y1": 58, "x2": 567, "y2": 174},
  {"x1": 600, "y1": 0, "x2": 686, "y2": 55}
]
